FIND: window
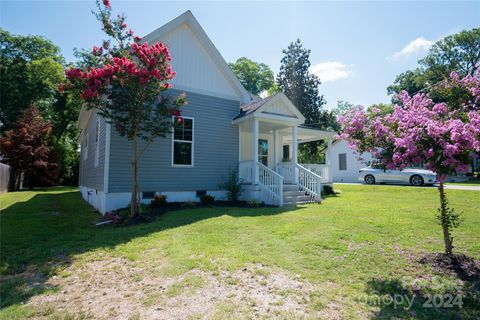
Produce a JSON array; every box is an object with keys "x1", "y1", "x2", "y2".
[
  {"x1": 172, "y1": 117, "x2": 193, "y2": 166},
  {"x1": 282, "y1": 145, "x2": 290, "y2": 161},
  {"x1": 258, "y1": 139, "x2": 268, "y2": 166},
  {"x1": 94, "y1": 119, "x2": 100, "y2": 167},
  {"x1": 83, "y1": 134, "x2": 89, "y2": 161},
  {"x1": 339, "y1": 153, "x2": 347, "y2": 170}
]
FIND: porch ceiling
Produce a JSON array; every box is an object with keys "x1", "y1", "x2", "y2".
[{"x1": 280, "y1": 126, "x2": 336, "y2": 143}]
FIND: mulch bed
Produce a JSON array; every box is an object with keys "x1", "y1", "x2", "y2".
[
  {"x1": 418, "y1": 253, "x2": 480, "y2": 283},
  {"x1": 96, "y1": 201, "x2": 273, "y2": 227}
]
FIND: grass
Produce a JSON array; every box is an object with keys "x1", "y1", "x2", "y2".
[{"x1": 1, "y1": 185, "x2": 479, "y2": 319}]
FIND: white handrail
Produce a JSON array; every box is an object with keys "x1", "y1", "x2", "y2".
[
  {"x1": 297, "y1": 163, "x2": 322, "y2": 202},
  {"x1": 300, "y1": 163, "x2": 331, "y2": 183},
  {"x1": 257, "y1": 161, "x2": 283, "y2": 206}
]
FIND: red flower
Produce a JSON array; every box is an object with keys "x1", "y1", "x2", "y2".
[
  {"x1": 57, "y1": 83, "x2": 63, "y2": 93},
  {"x1": 65, "y1": 68, "x2": 83, "y2": 79},
  {"x1": 103, "y1": 0, "x2": 111, "y2": 9}
]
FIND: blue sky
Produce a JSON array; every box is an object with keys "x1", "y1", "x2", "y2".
[{"x1": 1, "y1": 1, "x2": 479, "y2": 108}]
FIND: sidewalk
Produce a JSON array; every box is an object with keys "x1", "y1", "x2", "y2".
[{"x1": 334, "y1": 182, "x2": 480, "y2": 191}]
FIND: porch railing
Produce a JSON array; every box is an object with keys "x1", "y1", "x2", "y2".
[
  {"x1": 239, "y1": 160, "x2": 254, "y2": 183},
  {"x1": 300, "y1": 164, "x2": 331, "y2": 183},
  {"x1": 239, "y1": 160, "x2": 284, "y2": 206},
  {"x1": 258, "y1": 161, "x2": 283, "y2": 206},
  {"x1": 297, "y1": 164, "x2": 322, "y2": 202}
]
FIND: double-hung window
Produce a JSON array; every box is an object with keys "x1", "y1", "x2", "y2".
[
  {"x1": 94, "y1": 119, "x2": 100, "y2": 167},
  {"x1": 339, "y1": 153, "x2": 347, "y2": 171},
  {"x1": 172, "y1": 117, "x2": 193, "y2": 166},
  {"x1": 83, "y1": 134, "x2": 89, "y2": 161}
]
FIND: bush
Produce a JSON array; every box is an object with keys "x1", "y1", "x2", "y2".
[
  {"x1": 199, "y1": 194, "x2": 215, "y2": 205},
  {"x1": 182, "y1": 200, "x2": 196, "y2": 209},
  {"x1": 218, "y1": 168, "x2": 242, "y2": 202},
  {"x1": 150, "y1": 194, "x2": 167, "y2": 207},
  {"x1": 247, "y1": 200, "x2": 261, "y2": 207},
  {"x1": 139, "y1": 203, "x2": 151, "y2": 216},
  {"x1": 322, "y1": 185, "x2": 335, "y2": 195}
]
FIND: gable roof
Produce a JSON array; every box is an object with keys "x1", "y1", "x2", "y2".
[
  {"x1": 142, "y1": 10, "x2": 251, "y2": 103},
  {"x1": 232, "y1": 92, "x2": 306, "y2": 123}
]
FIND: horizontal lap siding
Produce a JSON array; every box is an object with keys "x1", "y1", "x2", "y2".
[
  {"x1": 79, "y1": 111, "x2": 106, "y2": 191},
  {"x1": 108, "y1": 90, "x2": 240, "y2": 192}
]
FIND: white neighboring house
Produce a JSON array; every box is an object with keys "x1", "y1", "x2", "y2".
[{"x1": 324, "y1": 140, "x2": 373, "y2": 183}]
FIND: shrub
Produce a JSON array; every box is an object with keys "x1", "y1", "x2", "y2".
[
  {"x1": 139, "y1": 203, "x2": 151, "y2": 216},
  {"x1": 322, "y1": 185, "x2": 335, "y2": 195},
  {"x1": 118, "y1": 208, "x2": 130, "y2": 220},
  {"x1": 199, "y1": 194, "x2": 215, "y2": 205},
  {"x1": 247, "y1": 200, "x2": 261, "y2": 207},
  {"x1": 218, "y1": 168, "x2": 242, "y2": 202},
  {"x1": 182, "y1": 200, "x2": 196, "y2": 209},
  {"x1": 150, "y1": 194, "x2": 167, "y2": 207}
]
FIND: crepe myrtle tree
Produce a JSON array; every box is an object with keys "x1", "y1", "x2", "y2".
[
  {"x1": 339, "y1": 72, "x2": 480, "y2": 255},
  {"x1": 62, "y1": 0, "x2": 187, "y2": 218}
]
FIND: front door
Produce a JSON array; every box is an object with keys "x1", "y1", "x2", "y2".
[{"x1": 258, "y1": 139, "x2": 268, "y2": 166}]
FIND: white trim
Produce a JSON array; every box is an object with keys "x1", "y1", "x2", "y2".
[
  {"x1": 103, "y1": 122, "x2": 111, "y2": 193},
  {"x1": 171, "y1": 116, "x2": 194, "y2": 167},
  {"x1": 255, "y1": 93, "x2": 306, "y2": 122},
  {"x1": 141, "y1": 10, "x2": 250, "y2": 103}
]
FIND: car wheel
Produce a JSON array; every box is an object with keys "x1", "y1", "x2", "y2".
[
  {"x1": 364, "y1": 175, "x2": 376, "y2": 185},
  {"x1": 410, "y1": 175, "x2": 424, "y2": 186}
]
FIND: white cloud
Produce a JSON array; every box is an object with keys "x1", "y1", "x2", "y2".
[
  {"x1": 390, "y1": 37, "x2": 433, "y2": 60},
  {"x1": 309, "y1": 61, "x2": 352, "y2": 82}
]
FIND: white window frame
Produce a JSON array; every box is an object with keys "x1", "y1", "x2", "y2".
[
  {"x1": 171, "y1": 116, "x2": 194, "y2": 167},
  {"x1": 83, "y1": 134, "x2": 89, "y2": 161},
  {"x1": 94, "y1": 119, "x2": 100, "y2": 167}
]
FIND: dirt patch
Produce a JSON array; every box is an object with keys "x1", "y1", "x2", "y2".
[
  {"x1": 27, "y1": 258, "x2": 342, "y2": 319},
  {"x1": 418, "y1": 253, "x2": 480, "y2": 282}
]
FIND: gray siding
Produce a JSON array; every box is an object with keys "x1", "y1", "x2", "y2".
[
  {"x1": 79, "y1": 111, "x2": 106, "y2": 191},
  {"x1": 108, "y1": 90, "x2": 240, "y2": 192}
]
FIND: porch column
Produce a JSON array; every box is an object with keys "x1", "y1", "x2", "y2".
[
  {"x1": 292, "y1": 126, "x2": 298, "y2": 183},
  {"x1": 252, "y1": 118, "x2": 259, "y2": 185},
  {"x1": 326, "y1": 137, "x2": 333, "y2": 182},
  {"x1": 273, "y1": 130, "x2": 280, "y2": 169}
]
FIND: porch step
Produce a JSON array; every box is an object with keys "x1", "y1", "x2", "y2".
[
  {"x1": 283, "y1": 184, "x2": 301, "y2": 191},
  {"x1": 283, "y1": 189, "x2": 315, "y2": 205}
]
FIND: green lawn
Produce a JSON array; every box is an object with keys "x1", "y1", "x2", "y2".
[{"x1": 1, "y1": 185, "x2": 479, "y2": 319}]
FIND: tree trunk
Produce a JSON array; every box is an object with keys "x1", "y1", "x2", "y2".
[
  {"x1": 130, "y1": 133, "x2": 140, "y2": 218},
  {"x1": 13, "y1": 169, "x2": 21, "y2": 191},
  {"x1": 438, "y1": 182, "x2": 453, "y2": 255}
]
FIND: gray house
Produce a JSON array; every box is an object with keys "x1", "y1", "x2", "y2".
[{"x1": 78, "y1": 11, "x2": 335, "y2": 213}]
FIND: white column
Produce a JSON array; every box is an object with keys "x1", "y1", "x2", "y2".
[
  {"x1": 292, "y1": 126, "x2": 298, "y2": 183},
  {"x1": 252, "y1": 119, "x2": 259, "y2": 185},
  {"x1": 274, "y1": 130, "x2": 280, "y2": 169},
  {"x1": 326, "y1": 137, "x2": 333, "y2": 182}
]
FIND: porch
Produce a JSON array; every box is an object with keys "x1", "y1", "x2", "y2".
[{"x1": 232, "y1": 92, "x2": 335, "y2": 206}]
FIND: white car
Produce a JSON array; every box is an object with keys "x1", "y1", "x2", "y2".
[{"x1": 358, "y1": 165, "x2": 437, "y2": 186}]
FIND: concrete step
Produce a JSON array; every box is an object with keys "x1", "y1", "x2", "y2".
[
  {"x1": 283, "y1": 184, "x2": 300, "y2": 191},
  {"x1": 283, "y1": 190, "x2": 306, "y2": 196},
  {"x1": 283, "y1": 195, "x2": 314, "y2": 203}
]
